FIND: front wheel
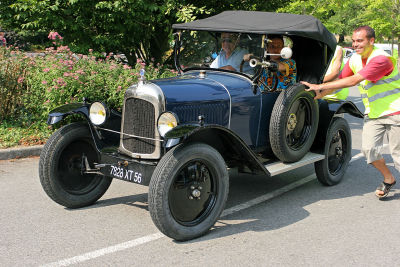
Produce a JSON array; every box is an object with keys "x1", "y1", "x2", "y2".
[
  {"x1": 39, "y1": 122, "x2": 112, "y2": 208},
  {"x1": 315, "y1": 117, "x2": 352, "y2": 186},
  {"x1": 148, "y1": 143, "x2": 229, "y2": 241}
]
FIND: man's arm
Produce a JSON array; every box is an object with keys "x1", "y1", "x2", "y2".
[
  {"x1": 323, "y1": 46, "x2": 343, "y2": 82},
  {"x1": 301, "y1": 73, "x2": 364, "y2": 99}
]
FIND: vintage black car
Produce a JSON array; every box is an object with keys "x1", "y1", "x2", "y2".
[{"x1": 39, "y1": 11, "x2": 363, "y2": 241}]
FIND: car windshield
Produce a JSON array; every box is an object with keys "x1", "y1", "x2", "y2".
[{"x1": 177, "y1": 30, "x2": 263, "y2": 76}]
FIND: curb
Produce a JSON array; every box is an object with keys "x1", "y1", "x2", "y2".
[{"x1": 0, "y1": 145, "x2": 44, "y2": 160}]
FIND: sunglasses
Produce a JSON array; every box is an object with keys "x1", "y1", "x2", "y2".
[{"x1": 222, "y1": 37, "x2": 235, "y2": 43}]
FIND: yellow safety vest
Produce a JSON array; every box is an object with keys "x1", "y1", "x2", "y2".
[
  {"x1": 349, "y1": 46, "x2": 400, "y2": 118},
  {"x1": 324, "y1": 46, "x2": 349, "y2": 100}
]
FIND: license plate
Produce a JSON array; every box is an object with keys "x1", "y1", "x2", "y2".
[{"x1": 109, "y1": 165, "x2": 143, "y2": 184}]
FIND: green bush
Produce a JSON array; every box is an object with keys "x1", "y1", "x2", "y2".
[
  {"x1": 0, "y1": 47, "x2": 29, "y2": 120},
  {"x1": 0, "y1": 44, "x2": 177, "y2": 148}
]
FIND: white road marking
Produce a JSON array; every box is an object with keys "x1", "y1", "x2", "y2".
[
  {"x1": 221, "y1": 173, "x2": 316, "y2": 217},
  {"x1": 42, "y1": 150, "x2": 373, "y2": 266},
  {"x1": 41, "y1": 233, "x2": 164, "y2": 267}
]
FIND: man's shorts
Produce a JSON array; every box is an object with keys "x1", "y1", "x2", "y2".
[{"x1": 362, "y1": 114, "x2": 400, "y2": 171}]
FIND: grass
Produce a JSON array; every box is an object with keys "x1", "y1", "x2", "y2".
[{"x1": 0, "y1": 120, "x2": 54, "y2": 148}]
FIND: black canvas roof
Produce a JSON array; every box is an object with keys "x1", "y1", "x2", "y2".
[{"x1": 173, "y1": 11, "x2": 337, "y2": 52}]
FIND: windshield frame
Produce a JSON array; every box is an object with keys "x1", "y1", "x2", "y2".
[{"x1": 173, "y1": 30, "x2": 265, "y2": 79}]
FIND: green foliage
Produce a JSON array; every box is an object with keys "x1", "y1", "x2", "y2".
[
  {"x1": 0, "y1": 0, "x2": 292, "y2": 65},
  {"x1": 278, "y1": 0, "x2": 400, "y2": 47},
  {"x1": 0, "y1": 45, "x2": 176, "y2": 148},
  {"x1": 0, "y1": 120, "x2": 53, "y2": 148},
  {"x1": 0, "y1": 47, "x2": 29, "y2": 120},
  {"x1": 363, "y1": 0, "x2": 400, "y2": 41},
  {"x1": 278, "y1": 0, "x2": 367, "y2": 38}
]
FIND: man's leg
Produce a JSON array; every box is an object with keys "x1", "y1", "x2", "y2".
[
  {"x1": 362, "y1": 117, "x2": 395, "y2": 196},
  {"x1": 387, "y1": 114, "x2": 400, "y2": 173}
]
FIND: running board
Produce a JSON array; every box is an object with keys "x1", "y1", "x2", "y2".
[{"x1": 265, "y1": 152, "x2": 325, "y2": 176}]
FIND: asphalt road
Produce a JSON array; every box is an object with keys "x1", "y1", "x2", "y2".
[{"x1": 1, "y1": 88, "x2": 400, "y2": 266}]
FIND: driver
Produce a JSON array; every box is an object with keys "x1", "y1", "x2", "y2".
[
  {"x1": 244, "y1": 35, "x2": 297, "y2": 91},
  {"x1": 210, "y1": 32, "x2": 250, "y2": 72}
]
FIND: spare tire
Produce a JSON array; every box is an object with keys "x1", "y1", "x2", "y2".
[{"x1": 269, "y1": 84, "x2": 319, "y2": 162}]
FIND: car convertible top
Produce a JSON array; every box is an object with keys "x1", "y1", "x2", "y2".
[
  {"x1": 173, "y1": 11, "x2": 337, "y2": 83},
  {"x1": 172, "y1": 11, "x2": 337, "y2": 53}
]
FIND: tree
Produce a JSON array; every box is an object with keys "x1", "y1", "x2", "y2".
[
  {"x1": 278, "y1": 0, "x2": 367, "y2": 44},
  {"x1": 363, "y1": 0, "x2": 400, "y2": 59},
  {"x1": 0, "y1": 0, "x2": 292, "y2": 65}
]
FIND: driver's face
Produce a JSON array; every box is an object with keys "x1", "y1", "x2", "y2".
[{"x1": 221, "y1": 33, "x2": 237, "y2": 55}]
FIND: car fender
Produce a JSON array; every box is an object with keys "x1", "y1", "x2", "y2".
[
  {"x1": 312, "y1": 99, "x2": 363, "y2": 152},
  {"x1": 47, "y1": 103, "x2": 122, "y2": 151},
  {"x1": 165, "y1": 124, "x2": 269, "y2": 175}
]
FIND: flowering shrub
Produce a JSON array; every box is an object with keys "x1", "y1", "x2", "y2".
[
  {"x1": 0, "y1": 34, "x2": 177, "y2": 147},
  {"x1": 0, "y1": 47, "x2": 29, "y2": 120}
]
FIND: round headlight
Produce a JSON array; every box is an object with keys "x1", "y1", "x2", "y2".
[
  {"x1": 157, "y1": 112, "x2": 178, "y2": 137},
  {"x1": 89, "y1": 102, "x2": 108, "y2": 125}
]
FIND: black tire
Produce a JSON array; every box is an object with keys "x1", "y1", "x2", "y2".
[
  {"x1": 39, "y1": 122, "x2": 112, "y2": 208},
  {"x1": 148, "y1": 143, "x2": 229, "y2": 241},
  {"x1": 269, "y1": 84, "x2": 319, "y2": 162},
  {"x1": 315, "y1": 117, "x2": 351, "y2": 186}
]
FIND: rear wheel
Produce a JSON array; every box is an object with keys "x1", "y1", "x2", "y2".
[
  {"x1": 149, "y1": 143, "x2": 229, "y2": 241},
  {"x1": 315, "y1": 117, "x2": 351, "y2": 186},
  {"x1": 269, "y1": 84, "x2": 319, "y2": 162},
  {"x1": 39, "y1": 122, "x2": 112, "y2": 208}
]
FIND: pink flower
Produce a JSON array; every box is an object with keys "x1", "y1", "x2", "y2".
[
  {"x1": 63, "y1": 72, "x2": 70, "y2": 77},
  {"x1": 89, "y1": 49, "x2": 93, "y2": 53},
  {"x1": 123, "y1": 65, "x2": 131, "y2": 69},
  {"x1": 42, "y1": 80, "x2": 48, "y2": 85},
  {"x1": 48, "y1": 31, "x2": 63, "y2": 40},
  {"x1": 117, "y1": 86, "x2": 122, "y2": 92},
  {"x1": 43, "y1": 68, "x2": 50, "y2": 72},
  {"x1": 17, "y1": 77, "x2": 24, "y2": 84}
]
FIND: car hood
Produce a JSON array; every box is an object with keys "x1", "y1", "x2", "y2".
[{"x1": 151, "y1": 71, "x2": 241, "y2": 126}]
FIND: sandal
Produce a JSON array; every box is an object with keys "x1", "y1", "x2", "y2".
[{"x1": 375, "y1": 181, "x2": 396, "y2": 198}]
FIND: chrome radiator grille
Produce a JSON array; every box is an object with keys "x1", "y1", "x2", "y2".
[{"x1": 122, "y1": 98, "x2": 155, "y2": 154}]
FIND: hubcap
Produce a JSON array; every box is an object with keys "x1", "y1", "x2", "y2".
[
  {"x1": 285, "y1": 98, "x2": 312, "y2": 150},
  {"x1": 287, "y1": 113, "x2": 297, "y2": 131},
  {"x1": 169, "y1": 160, "x2": 217, "y2": 226},
  {"x1": 57, "y1": 140, "x2": 101, "y2": 195},
  {"x1": 328, "y1": 130, "x2": 347, "y2": 175}
]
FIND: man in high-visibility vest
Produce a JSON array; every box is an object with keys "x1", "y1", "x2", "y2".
[
  {"x1": 301, "y1": 25, "x2": 400, "y2": 199},
  {"x1": 322, "y1": 45, "x2": 349, "y2": 100}
]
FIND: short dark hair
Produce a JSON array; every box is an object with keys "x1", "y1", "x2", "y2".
[
  {"x1": 268, "y1": 35, "x2": 284, "y2": 42},
  {"x1": 354, "y1": 26, "x2": 375, "y2": 39}
]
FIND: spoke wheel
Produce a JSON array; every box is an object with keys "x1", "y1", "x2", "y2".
[
  {"x1": 149, "y1": 143, "x2": 228, "y2": 241},
  {"x1": 270, "y1": 84, "x2": 319, "y2": 162},
  {"x1": 315, "y1": 117, "x2": 351, "y2": 186}
]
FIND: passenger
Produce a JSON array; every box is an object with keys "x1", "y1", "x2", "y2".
[
  {"x1": 244, "y1": 35, "x2": 297, "y2": 91},
  {"x1": 210, "y1": 32, "x2": 250, "y2": 72}
]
